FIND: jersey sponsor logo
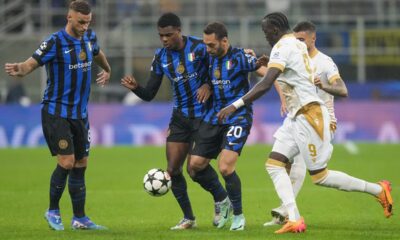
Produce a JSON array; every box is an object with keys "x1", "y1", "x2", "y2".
[
  {"x1": 69, "y1": 61, "x2": 92, "y2": 72},
  {"x1": 64, "y1": 48, "x2": 73, "y2": 54},
  {"x1": 172, "y1": 72, "x2": 198, "y2": 82}
]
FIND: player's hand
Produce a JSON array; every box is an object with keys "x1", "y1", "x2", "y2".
[
  {"x1": 196, "y1": 83, "x2": 211, "y2": 103},
  {"x1": 217, "y1": 105, "x2": 237, "y2": 123},
  {"x1": 121, "y1": 75, "x2": 138, "y2": 90},
  {"x1": 257, "y1": 55, "x2": 269, "y2": 67},
  {"x1": 244, "y1": 48, "x2": 256, "y2": 57},
  {"x1": 96, "y1": 70, "x2": 110, "y2": 87},
  {"x1": 314, "y1": 76, "x2": 323, "y2": 90},
  {"x1": 4, "y1": 63, "x2": 22, "y2": 77}
]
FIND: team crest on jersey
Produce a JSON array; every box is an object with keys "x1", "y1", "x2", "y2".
[
  {"x1": 214, "y1": 68, "x2": 221, "y2": 79},
  {"x1": 79, "y1": 51, "x2": 87, "y2": 61},
  {"x1": 58, "y1": 139, "x2": 68, "y2": 150},
  {"x1": 177, "y1": 62, "x2": 185, "y2": 74},
  {"x1": 187, "y1": 52, "x2": 195, "y2": 62}
]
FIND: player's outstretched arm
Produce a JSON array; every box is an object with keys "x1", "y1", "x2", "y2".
[
  {"x1": 94, "y1": 50, "x2": 111, "y2": 87},
  {"x1": 217, "y1": 67, "x2": 282, "y2": 122},
  {"x1": 4, "y1": 57, "x2": 39, "y2": 77},
  {"x1": 121, "y1": 72, "x2": 163, "y2": 102},
  {"x1": 314, "y1": 77, "x2": 348, "y2": 97}
]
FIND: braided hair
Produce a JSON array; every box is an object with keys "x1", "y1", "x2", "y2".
[{"x1": 263, "y1": 12, "x2": 290, "y2": 32}]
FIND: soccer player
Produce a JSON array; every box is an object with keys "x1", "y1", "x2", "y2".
[
  {"x1": 217, "y1": 12, "x2": 393, "y2": 234},
  {"x1": 4, "y1": 0, "x2": 111, "y2": 231},
  {"x1": 188, "y1": 21, "x2": 268, "y2": 231},
  {"x1": 264, "y1": 20, "x2": 349, "y2": 226},
  {"x1": 121, "y1": 13, "x2": 228, "y2": 230}
]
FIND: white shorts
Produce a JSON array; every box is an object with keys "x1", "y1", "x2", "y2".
[{"x1": 272, "y1": 103, "x2": 333, "y2": 171}]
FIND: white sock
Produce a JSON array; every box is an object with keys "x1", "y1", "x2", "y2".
[
  {"x1": 317, "y1": 170, "x2": 382, "y2": 195},
  {"x1": 266, "y1": 164, "x2": 300, "y2": 221},
  {"x1": 290, "y1": 155, "x2": 307, "y2": 197}
]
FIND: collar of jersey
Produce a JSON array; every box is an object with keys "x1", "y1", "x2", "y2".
[{"x1": 61, "y1": 29, "x2": 83, "y2": 42}]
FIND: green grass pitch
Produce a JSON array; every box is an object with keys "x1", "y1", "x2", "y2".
[{"x1": 0, "y1": 144, "x2": 399, "y2": 240}]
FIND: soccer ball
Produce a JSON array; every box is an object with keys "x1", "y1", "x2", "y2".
[{"x1": 143, "y1": 168, "x2": 171, "y2": 196}]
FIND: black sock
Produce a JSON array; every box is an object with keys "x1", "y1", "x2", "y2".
[
  {"x1": 191, "y1": 164, "x2": 227, "y2": 202},
  {"x1": 49, "y1": 164, "x2": 69, "y2": 210},
  {"x1": 171, "y1": 173, "x2": 194, "y2": 220},
  {"x1": 68, "y1": 167, "x2": 86, "y2": 218},
  {"x1": 223, "y1": 171, "x2": 242, "y2": 215}
]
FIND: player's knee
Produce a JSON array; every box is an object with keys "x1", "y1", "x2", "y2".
[
  {"x1": 167, "y1": 166, "x2": 182, "y2": 177},
  {"x1": 58, "y1": 155, "x2": 75, "y2": 170}
]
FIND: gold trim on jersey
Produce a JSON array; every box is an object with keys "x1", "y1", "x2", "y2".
[
  {"x1": 309, "y1": 48, "x2": 319, "y2": 58},
  {"x1": 267, "y1": 63, "x2": 285, "y2": 72},
  {"x1": 328, "y1": 74, "x2": 341, "y2": 84},
  {"x1": 266, "y1": 158, "x2": 286, "y2": 167},
  {"x1": 330, "y1": 121, "x2": 337, "y2": 133},
  {"x1": 311, "y1": 168, "x2": 328, "y2": 183},
  {"x1": 297, "y1": 102, "x2": 325, "y2": 140}
]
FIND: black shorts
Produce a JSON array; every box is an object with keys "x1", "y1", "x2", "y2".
[
  {"x1": 191, "y1": 121, "x2": 252, "y2": 159},
  {"x1": 41, "y1": 109, "x2": 90, "y2": 160},
  {"x1": 166, "y1": 109, "x2": 201, "y2": 143}
]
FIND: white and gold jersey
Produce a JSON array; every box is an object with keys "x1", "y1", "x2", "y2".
[
  {"x1": 268, "y1": 34, "x2": 322, "y2": 118},
  {"x1": 309, "y1": 49, "x2": 341, "y2": 123}
]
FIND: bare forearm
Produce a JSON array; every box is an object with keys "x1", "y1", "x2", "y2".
[
  {"x1": 94, "y1": 50, "x2": 111, "y2": 73},
  {"x1": 242, "y1": 67, "x2": 281, "y2": 105},
  {"x1": 321, "y1": 79, "x2": 348, "y2": 97}
]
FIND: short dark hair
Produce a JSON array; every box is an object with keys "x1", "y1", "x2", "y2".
[
  {"x1": 203, "y1": 22, "x2": 228, "y2": 40},
  {"x1": 263, "y1": 12, "x2": 290, "y2": 31},
  {"x1": 293, "y1": 21, "x2": 317, "y2": 33},
  {"x1": 157, "y1": 12, "x2": 181, "y2": 28},
  {"x1": 69, "y1": 0, "x2": 91, "y2": 15}
]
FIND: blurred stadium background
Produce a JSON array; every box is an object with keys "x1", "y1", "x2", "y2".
[
  {"x1": 0, "y1": 0, "x2": 399, "y2": 147},
  {"x1": 1, "y1": 2, "x2": 400, "y2": 239}
]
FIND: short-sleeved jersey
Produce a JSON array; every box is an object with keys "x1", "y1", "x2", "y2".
[
  {"x1": 269, "y1": 34, "x2": 322, "y2": 118},
  {"x1": 310, "y1": 49, "x2": 341, "y2": 123},
  {"x1": 203, "y1": 47, "x2": 258, "y2": 125},
  {"x1": 151, "y1": 36, "x2": 209, "y2": 119},
  {"x1": 32, "y1": 29, "x2": 100, "y2": 119}
]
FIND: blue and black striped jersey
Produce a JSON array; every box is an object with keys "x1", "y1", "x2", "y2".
[
  {"x1": 203, "y1": 47, "x2": 258, "y2": 125},
  {"x1": 151, "y1": 36, "x2": 209, "y2": 118},
  {"x1": 32, "y1": 29, "x2": 100, "y2": 119}
]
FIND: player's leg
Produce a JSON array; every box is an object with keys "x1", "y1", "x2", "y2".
[
  {"x1": 218, "y1": 149, "x2": 245, "y2": 231},
  {"x1": 188, "y1": 121, "x2": 229, "y2": 226},
  {"x1": 217, "y1": 123, "x2": 251, "y2": 231},
  {"x1": 41, "y1": 109, "x2": 75, "y2": 230},
  {"x1": 302, "y1": 105, "x2": 393, "y2": 218},
  {"x1": 264, "y1": 154, "x2": 307, "y2": 227},
  {"x1": 166, "y1": 111, "x2": 197, "y2": 229},
  {"x1": 68, "y1": 118, "x2": 106, "y2": 230}
]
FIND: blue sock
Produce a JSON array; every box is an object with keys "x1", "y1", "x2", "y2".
[
  {"x1": 223, "y1": 171, "x2": 242, "y2": 215},
  {"x1": 68, "y1": 167, "x2": 86, "y2": 218},
  {"x1": 49, "y1": 164, "x2": 69, "y2": 210},
  {"x1": 191, "y1": 164, "x2": 227, "y2": 202},
  {"x1": 171, "y1": 173, "x2": 194, "y2": 220}
]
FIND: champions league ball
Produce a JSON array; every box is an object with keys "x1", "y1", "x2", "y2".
[{"x1": 143, "y1": 168, "x2": 171, "y2": 196}]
